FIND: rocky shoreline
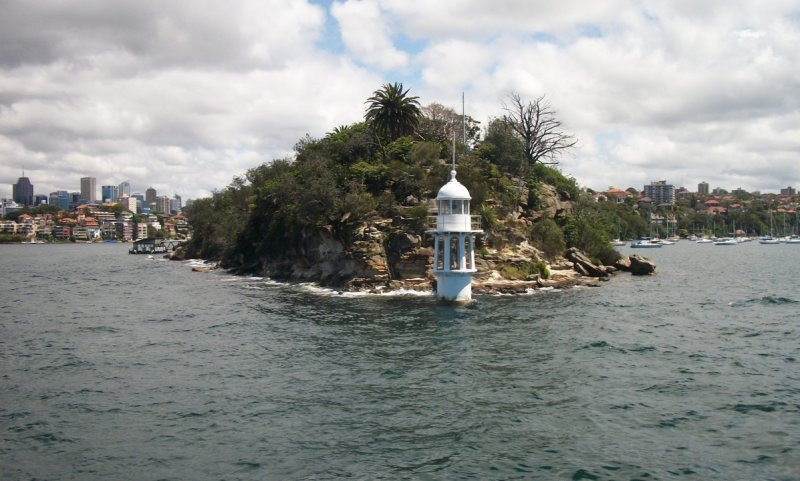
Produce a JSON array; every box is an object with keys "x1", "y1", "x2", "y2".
[
  {"x1": 176, "y1": 177, "x2": 657, "y2": 297},
  {"x1": 172, "y1": 235, "x2": 656, "y2": 296},
  {"x1": 345, "y1": 246, "x2": 655, "y2": 296}
]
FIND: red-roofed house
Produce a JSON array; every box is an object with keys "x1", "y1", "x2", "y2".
[
  {"x1": 82, "y1": 217, "x2": 99, "y2": 227},
  {"x1": 707, "y1": 206, "x2": 728, "y2": 215},
  {"x1": 605, "y1": 188, "x2": 631, "y2": 203}
]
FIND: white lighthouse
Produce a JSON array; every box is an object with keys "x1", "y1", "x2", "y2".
[{"x1": 427, "y1": 169, "x2": 483, "y2": 303}]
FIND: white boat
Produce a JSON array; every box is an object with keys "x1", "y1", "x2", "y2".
[
  {"x1": 713, "y1": 237, "x2": 737, "y2": 246},
  {"x1": 631, "y1": 239, "x2": 662, "y2": 248},
  {"x1": 784, "y1": 236, "x2": 800, "y2": 244},
  {"x1": 611, "y1": 239, "x2": 626, "y2": 246},
  {"x1": 696, "y1": 237, "x2": 713, "y2": 244},
  {"x1": 761, "y1": 211, "x2": 781, "y2": 244}
]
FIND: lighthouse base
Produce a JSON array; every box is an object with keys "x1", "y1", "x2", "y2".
[{"x1": 435, "y1": 272, "x2": 473, "y2": 304}]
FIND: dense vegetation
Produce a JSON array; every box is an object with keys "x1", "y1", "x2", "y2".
[{"x1": 184, "y1": 84, "x2": 620, "y2": 272}]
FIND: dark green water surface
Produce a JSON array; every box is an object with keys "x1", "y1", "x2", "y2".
[{"x1": 1, "y1": 242, "x2": 798, "y2": 480}]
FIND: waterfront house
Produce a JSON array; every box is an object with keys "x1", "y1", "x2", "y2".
[
  {"x1": 53, "y1": 225, "x2": 71, "y2": 239},
  {"x1": 0, "y1": 220, "x2": 18, "y2": 233}
]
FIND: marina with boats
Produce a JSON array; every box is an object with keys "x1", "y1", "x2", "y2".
[
  {"x1": 623, "y1": 208, "x2": 800, "y2": 247},
  {"x1": 624, "y1": 233, "x2": 800, "y2": 248}
]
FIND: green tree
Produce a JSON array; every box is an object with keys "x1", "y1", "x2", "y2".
[
  {"x1": 365, "y1": 82, "x2": 422, "y2": 142},
  {"x1": 530, "y1": 218, "x2": 565, "y2": 259},
  {"x1": 478, "y1": 118, "x2": 526, "y2": 175},
  {"x1": 322, "y1": 122, "x2": 376, "y2": 165}
]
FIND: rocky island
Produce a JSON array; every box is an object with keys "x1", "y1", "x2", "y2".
[{"x1": 180, "y1": 84, "x2": 654, "y2": 291}]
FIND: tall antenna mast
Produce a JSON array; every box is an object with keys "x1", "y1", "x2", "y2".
[{"x1": 462, "y1": 92, "x2": 466, "y2": 151}]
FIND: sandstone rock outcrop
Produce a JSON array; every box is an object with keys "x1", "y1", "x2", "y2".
[
  {"x1": 565, "y1": 247, "x2": 609, "y2": 278},
  {"x1": 629, "y1": 254, "x2": 657, "y2": 275}
]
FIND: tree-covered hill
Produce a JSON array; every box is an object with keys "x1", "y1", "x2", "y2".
[{"x1": 184, "y1": 83, "x2": 621, "y2": 288}]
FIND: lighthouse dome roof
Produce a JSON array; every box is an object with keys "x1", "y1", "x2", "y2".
[{"x1": 436, "y1": 170, "x2": 471, "y2": 200}]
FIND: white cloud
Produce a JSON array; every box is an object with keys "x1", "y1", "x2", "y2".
[
  {"x1": 380, "y1": 0, "x2": 627, "y2": 39},
  {"x1": 1, "y1": 0, "x2": 799, "y2": 201},
  {"x1": 0, "y1": 0, "x2": 326, "y2": 70},
  {"x1": 0, "y1": 0, "x2": 382, "y2": 199},
  {"x1": 331, "y1": 0, "x2": 409, "y2": 70}
]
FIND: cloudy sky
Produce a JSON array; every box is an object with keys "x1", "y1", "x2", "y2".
[{"x1": 2, "y1": 0, "x2": 799, "y2": 202}]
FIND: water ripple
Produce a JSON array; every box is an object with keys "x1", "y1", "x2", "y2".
[{"x1": 1, "y1": 241, "x2": 799, "y2": 480}]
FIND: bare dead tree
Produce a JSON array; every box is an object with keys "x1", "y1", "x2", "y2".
[{"x1": 502, "y1": 92, "x2": 578, "y2": 167}]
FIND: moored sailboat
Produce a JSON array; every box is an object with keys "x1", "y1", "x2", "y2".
[{"x1": 760, "y1": 210, "x2": 780, "y2": 244}]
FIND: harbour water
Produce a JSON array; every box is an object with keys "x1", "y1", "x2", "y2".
[{"x1": 1, "y1": 242, "x2": 798, "y2": 480}]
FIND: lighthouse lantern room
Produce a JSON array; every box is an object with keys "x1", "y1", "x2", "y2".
[{"x1": 427, "y1": 169, "x2": 483, "y2": 303}]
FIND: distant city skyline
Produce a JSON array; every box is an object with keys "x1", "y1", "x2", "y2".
[
  {"x1": 3, "y1": 169, "x2": 185, "y2": 204},
  {"x1": 5, "y1": 172, "x2": 184, "y2": 204},
  {"x1": 4, "y1": 170, "x2": 796, "y2": 209}
]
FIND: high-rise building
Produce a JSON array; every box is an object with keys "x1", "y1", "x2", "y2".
[
  {"x1": 170, "y1": 195, "x2": 182, "y2": 214},
  {"x1": 698, "y1": 181, "x2": 709, "y2": 195},
  {"x1": 118, "y1": 181, "x2": 131, "y2": 198},
  {"x1": 80, "y1": 177, "x2": 97, "y2": 202},
  {"x1": 155, "y1": 195, "x2": 171, "y2": 213},
  {"x1": 101, "y1": 185, "x2": 119, "y2": 203},
  {"x1": 12, "y1": 175, "x2": 34, "y2": 206},
  {"x1": 49, "y1": 191, "x2": 70, "y2": 210},
  {"x1": 145, "y1": 187, "x2": 157, "y2": 208},
  {"x1": 132, "y1": 193, "x2": 145, "y2": 213},
  {"x1": 780, "y1": 186, "x2": 796, "y2": 196},
  {"x1": 120, "y1": 196, "x2": 137, "y2": 213},
  {"x1": 643, "y1": 180, "x2": 674, "y2": 206}
]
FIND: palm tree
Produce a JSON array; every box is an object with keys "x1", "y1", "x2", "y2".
[
  {"x1": 364, "y1": 82, "x2": 421, "y2": 142},
  {"x1": 326, "y1": 125, "x2": 352, "y2": 138}
]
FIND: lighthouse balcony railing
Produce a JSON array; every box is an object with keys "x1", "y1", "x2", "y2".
[{"x1": 427, "y1": 215, "x2": 482, "y2": 232}]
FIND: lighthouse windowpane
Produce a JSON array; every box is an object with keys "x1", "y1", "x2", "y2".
[
  {"x1": 450, "y1": 237, "x2": 460, "y2": 269},
  {"x1": 439, "y1": 200, "x2": 450, "y2": 214}
]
